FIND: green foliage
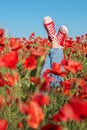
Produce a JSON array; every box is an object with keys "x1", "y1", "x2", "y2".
[{"x1": 44, "y1": 90, "x2": 69, "y2": 124}]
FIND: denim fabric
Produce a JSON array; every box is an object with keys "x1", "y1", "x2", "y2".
[{"x1": 41, "y1": 48, "x2": 64, "y2": 87}]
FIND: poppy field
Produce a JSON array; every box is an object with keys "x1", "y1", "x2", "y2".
[{"x1": 0, "y1": 28, "x2": 87, "y2": 130}]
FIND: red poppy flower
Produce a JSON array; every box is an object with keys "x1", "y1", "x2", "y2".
[
  {"x1": 69, "y1": 97, "x2": 87, "y2": 120},
  {"x1": 24, "y1": 56, "x2": 36, "y2": 70},
  {"x1": 52, "y1": 62, "x2": 61, "y2": 72},
  {"x1": 41, "y1": 123, "x2": 62, "y2": 130},
  {"x1": 19, "y1": 101, "x2": 44, "y2": 129},
  {"x1": 0, "y1": 38, "x2": 5, "y2": 52},
  {"x1": 0, "y1": 95, "x2": 5, "y2": 108},
  {"x1": 53, "y1": 96, "x2": 87, "y2": 122},
  {"x1": 30, "y1": 47, "x2": 47, "y2": 57},
  {"x1": 27, "y1": 101, "x2": 44, "y2": 129},
  {"x1": 76, "y1": 36, "x2": 81, "y2": 43},
  {"x1": 29, "y1": 32, "x2": 35, "y2": 40},
  {"x1": 77, "y1": 78, "x2": 85, "y2": 88},
  {"x1": 61, "y1": 79, "x2": 71, "y2": 95},
  {"x1": 61, "y1": 59, "x2": 82, "y2": 74},
  {"x1": 0, "y1": 73, "x2": 6, "y2": 87},
  {"x1": 0, "y1": 57, "x2": 5, "y2": 67},
  {"x1": 0, "y1": 119, "x2": 8, "y2": 130},
  {"x1": 43, "y1": 63, "x2": 67, "y2": 78},
  {"x1": 1, "y1": 51, "x2": 18, "y2": 69},
  {"x1": 52, "y1": 62, "x2": 67, "y2": 77},
  {"x1": 32, "y1": 93, "x2": 49, "y2": 106},
  {"x1": 17, "y1": 122, "x2": 24, "y2": 129},
  {"x1": 53, "y1": 103, "x2": 79, "y2": 122},
  {"x1": 0, "y1": 29, "x2": 4, "y2": 38},
  {"x1": 9, "y1": 38, "x2": 22, "y2": 51},
  {"x1": 5, "y1": 73, "x2": 15, "y2": 87},
  {"x1": 41, "y1": 73, "x2": 53, "y2": 91}
]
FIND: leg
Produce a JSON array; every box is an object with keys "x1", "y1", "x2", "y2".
[
  {"x1": 42, "y1": 16, "x2": 68, "y2": 87},
  {"x1": 41, "y1": 40, "x2": 64, "y2": 87},
  {"x1": 49, "y1": 40, "x2": 64, "y2": 87}
]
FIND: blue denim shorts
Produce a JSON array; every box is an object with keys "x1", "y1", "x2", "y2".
[{"x1": 41, "y1": 48, "x2": 64, "y2": 87}]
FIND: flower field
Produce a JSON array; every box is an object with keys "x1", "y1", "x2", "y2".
[{"x1": 0, "y1": 28, "x2": 87, "y2": 130}]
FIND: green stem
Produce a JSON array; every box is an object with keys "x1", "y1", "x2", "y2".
[{"x1": 35, "y1": 55, "x2": 45, "y2": 78}]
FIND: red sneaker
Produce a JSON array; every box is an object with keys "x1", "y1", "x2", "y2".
[
  {"x1": 43, "y1": 16, "x2": 56, "y2": 42},
  {"x1": 56, "y1": 25, "x2": 68, "y2": 47}
]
